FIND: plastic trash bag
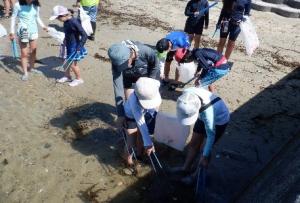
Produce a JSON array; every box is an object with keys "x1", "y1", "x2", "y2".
[
  {"x1": 0, "y1": 23, "x2": 7, "y2": 38},
  {"x1": 154, "y1": 112, "x2": 190, "y2": 151},
  {"x1": 79, "y1": 6, "x2": 93, "y2": 36},
  {"x1": 177, "y1": 62, "x2": 197, "y2": 83},
  {"x1": 240, "y1": 16, "x2": 259, "y2": 56},
  {"x1": 47, "y1": 27, "x2": 65, "y2": 44}
]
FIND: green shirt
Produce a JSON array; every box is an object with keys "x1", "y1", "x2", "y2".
[{"x1": 80, "y1": 0, "x2": 100, "y2": 7}]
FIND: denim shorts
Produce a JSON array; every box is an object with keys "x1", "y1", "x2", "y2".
[
  {"x1": 220, "y1": 21, "x2": 241, "y2": 41},
  {"x1": 199, "y1": 63, "x2": 230, "y2": 87},
  {"x1": 82, "y1": 6, "x2": 98, "y2": 22}
]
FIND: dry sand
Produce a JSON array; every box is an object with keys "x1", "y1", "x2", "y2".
[{"x1": 0, "y1": 0, "x2": 299, "y2": 202}]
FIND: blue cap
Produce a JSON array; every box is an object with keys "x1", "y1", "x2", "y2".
[{"x1": 108, "y1": 43, "x2": 131, "y2": 67}]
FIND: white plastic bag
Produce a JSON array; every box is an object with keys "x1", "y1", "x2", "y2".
[
  {"x1": 79, "y1": 6, "x2": 93, "y2": 36},
  {"x1": 177, "y1": 62, "x2": 197, "y2": 83},
  {"x1": 0, "y1": 23, "x2": 7, "y2": 38},
  {"x1": 47, "y1": 27, "x2": 65, "y2": 44},
  {"x1": 240, "y1": 16, "x2": 259, "y2": 56},
  {"x1": 154, "y1": 112, "x2": 190, "y2": 151}
]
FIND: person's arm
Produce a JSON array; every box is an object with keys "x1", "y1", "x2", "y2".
[
  {"x1": 201, "y1": 107, "x2": 216, "y2": 157},
  {"x1": 36, "y1": 6, "x2": 46, "y2": 29},
  {"x1": 216, "y1": 9, "x2": 224, "y2": 28},
  {"x1": 244, "y1": 0, "x2": 252, "y2": 16},
  {"x1": 146, "y1": 49, "x2": 160, "y2": 80},
  {"x1": 194, "y1": 49, "x2": 210, "y2": 72},
  {"x1": 204, "y1": 2, "x2": 209, "y2": 28},
  {"x1": 73, "y1": 19, "x2": 88, "y2": 49},
  {"x1": 129, "y1": 96, "x2": 153, "y2": 147},
  {"x1": 10, "y1": 2, "x2": 19, "y2": 35},
  {"x1": 185, "y1": 1, "x2": 194, "y2": 17},
  {"x1": 112, "y1": 65, "x2": 125, "y2": 117}
]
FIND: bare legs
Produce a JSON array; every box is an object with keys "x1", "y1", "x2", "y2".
[
  {"x1": 188, "y1": 34, "x2": 201, "y2": 49},
  {"x1": 217, "y1": 37, "x2": 235, "y2": 60},
  {"x1": 19, "y1": 39, "x2": 37, "y2": 76}
]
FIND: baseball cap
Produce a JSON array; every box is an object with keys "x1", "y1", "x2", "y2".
[
  {"x1": 108, "y1": 43, "x2": 131, "y2": 72},
  {"x1": 49, "y1": 5, "x2": 69, "y2": 21},
  {"x1": 176, "y1": 92, "x2": 201, "y2": 125},
  {"x1": 135, "y1": 77, "x2": 162, "y2": 109},
  {"x1": 156, "y1": 38, "x2": 170, "y2": 53},
  {"x1": 175, "y1": 48, "x2": 188, "y2": 62}
]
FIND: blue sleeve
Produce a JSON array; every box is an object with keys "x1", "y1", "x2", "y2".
[
  {"x1": 178, "y1": 34, "x2": 190, "y2": 48},
  {"x1": 200, "y1": 107, "x2": 216, "y2": 157},
  {"x1": 73, "y1": 19, "x2": 88, "y2": 49},
  {"x1": 185, "y1": 1, "x2": 194, "y2": 17},
  {"x1": 194, "y1": 49, "x2": 210, "y2": 71}
]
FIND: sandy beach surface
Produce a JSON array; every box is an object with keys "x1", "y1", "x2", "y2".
[{"x1": 0, "y1": 0, "x2": 300, "y2": 202}]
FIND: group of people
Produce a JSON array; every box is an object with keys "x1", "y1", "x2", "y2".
[
  {"x1": 107, "y1": 0, "x2": 251, "y2": 186},
  {"x1": 1, "y1": 0, "x2": 252, "y2": 189}
]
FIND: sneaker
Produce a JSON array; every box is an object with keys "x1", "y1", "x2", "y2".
[
  {"x1": 57, "y1": 76, "x2": 71, "y2": 83},
  {"x1": 69, "y1": 79, "x2": 84, "y2": 87},
  {"x1": 29, "y1": 69, "x2": 43, "y2": 74},
  {"x1": 21, "y1": 74, "x2": 28, "y2": 81}
]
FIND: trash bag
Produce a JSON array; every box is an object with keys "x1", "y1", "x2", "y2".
[
  {"x1": 240, "y1": 16, "x2": 259, "y2": 56},
  {"x1": 0, "y1": 23, "x2": 7, "y2": 38},
  {"x1": 154, "y1": 112, "x2": 190, "y2": 151},
  {"x1": 177, "y1": 62, "x2": 197, "y2": 83},
  {"x1": 47, "y1": 27, "x2": 65, "y2": 44},
  {"x1": 79, "y1": 6, "x2": 93, "y2": 36}
]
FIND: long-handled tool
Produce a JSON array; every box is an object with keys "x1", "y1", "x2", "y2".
[
  {"x1": 57, "y1": 51, "x2": 77, "y2": 71},
  {"x1": 11, "y1": 39, "x2": 19, "y2": 59}
]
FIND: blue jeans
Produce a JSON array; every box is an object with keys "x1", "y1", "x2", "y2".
[
  {"x1": 82, "y1": 6, "x2": 98, "y2": 22},
  {"x1": 199, "y1": 63, "x2": 230, "y2": 87}
]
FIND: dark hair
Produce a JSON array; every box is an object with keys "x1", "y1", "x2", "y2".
[
  {"x1": 19, "y1": 0, "x2": 41, "y2": 7},
  {"x1": 179, "y1": 50, "x2": 194, "y2": 64},
  {"x1": 222, "y1": 0, "x2": 234, "y2": 12},
  {"x1": 156, "y1": 38, "x2": 170, "y2": 53}
]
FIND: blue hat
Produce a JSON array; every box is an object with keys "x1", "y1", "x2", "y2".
[{"x1": 108, "y1": 44, "x2": 131, "y2": 70}]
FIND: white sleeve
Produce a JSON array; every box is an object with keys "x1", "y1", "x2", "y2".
[
  {"x1": 36, "y1": 6, "x2": 45, "y2": 28},
  {"x1": 10, "y1": 3, "x2": 19, "y2": 34}
]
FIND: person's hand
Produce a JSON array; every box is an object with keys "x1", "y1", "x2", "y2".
[
  {"x1": 145, "y1": 145, "x2": 155, "y2": 156},
  {"x1": 115, "y1": 116, "x2": 125, "y2": 128},
  {"x1": 9, "y1": 33, "x2": 15, "y2": 41},
  {"x1": 200, "y1": 156, "x2": 209, "y2": 168},
  {"x1": 194, "y1": 11, "x2": 200, "y2": 16}
]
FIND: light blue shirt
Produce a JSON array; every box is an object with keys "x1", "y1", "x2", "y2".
[{"x1": 124, "y1": 93, "x2": 157, "y2": 147}]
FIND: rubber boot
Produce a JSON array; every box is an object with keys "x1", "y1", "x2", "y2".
[{"x1": 88, "y1": 21, "x2": 96, "y2": 41}]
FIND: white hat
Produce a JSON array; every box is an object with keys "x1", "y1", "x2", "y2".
[
  {"x1": 135, "y1": 77, "x2": 162, "y2": 109},
  {"x1": 176, "y1": 92, "x2": 201, "y2": 125},
  {"x1": 49, "y1": 5, "x2": 69, "y2": 21}
]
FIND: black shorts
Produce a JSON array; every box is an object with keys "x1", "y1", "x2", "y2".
[
  {"x1": 124, "y1": 112, "x2": 157, "y2": 135},
  {"x1": 220, "y1": 21, "x2": 241, "y2": 41},
  {"x1": 193, "y1": 119, "x2": 228, "y2": 144},
  {"x1": 184, "y1": 19, "x2": 205, "y2": 35},
  {"x1": 165, "y1": 50, "x2": 176, "y2": 63}
]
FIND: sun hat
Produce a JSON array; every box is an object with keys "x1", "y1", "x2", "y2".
[
  {"x1": 108, "y1": 43, "x2": 131, "y2": 72},
  {"x1": 49, "y1": 5, "x2": 69, "y2": 21},
  {"x1": 176, "y1": 91, "x2": 201, "y2": 125},
  {"x1": 156, "y1": 38, "x2": 170, "y2": 53},
  {"x1": 175, "y1": 48, "x2": 188, "y2": 62},
  {"x1": 135, "y1": 77, "x2": 162, "y2": 109}
]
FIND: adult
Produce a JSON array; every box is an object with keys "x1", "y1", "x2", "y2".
[
  {"x1": 75, "y1": 0, "x2": 101, "y2": 41},
  {"x1": 174, "y1": 48, "x2": 231, "y2": 92},
  {"x1": 123, "y1": 77, "x2": 161, "y2": 165},
  {"x1": 156, "y1": 31, "x2": 190, "y2": 84},
  {"x1": 3, "y1": 0, "x2": 15, "y2": 18},
  {"x1": 108, "y1": 40, "x2": 160, "y2": 126},
  {"x1": 9, "y1": 0, "x2": 47, "y2": 81},
  {"x1": 174, "y1": 87, "x2": 230, "y2": 182},
  {"x1": 184, "y1": 0, "x2": 209, "y2": 49},
  {"x1": 216, "y1": 0, "x2": 251, "y2": 59}
]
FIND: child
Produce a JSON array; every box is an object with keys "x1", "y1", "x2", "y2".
[
  {"x1": 50, "y1": 5, "x2": 88, "y2": 87},
  {"x1": 122, "y1": 77, "x2": 162, "y2": 166},
  {"x1": 9, "y1": 0, "x2": 47, "y2": 81},
  {"x1": 184, "y1": 0, "x2": 209, "y2": 49},
  {"x1": 75, "y1": 0, "x2": 101, "y2": 41},
  {"x1": 174, "y1": 48, "x2": 231, "y2": 92}
]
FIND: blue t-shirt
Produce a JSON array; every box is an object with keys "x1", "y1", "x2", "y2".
[{"x1": 165, "y1": 31, "x2": 190, "y2": 51}]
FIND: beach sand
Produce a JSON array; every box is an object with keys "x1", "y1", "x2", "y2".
[{"x1": 0, "y1": 0, "x2": 299, "y2": 202}]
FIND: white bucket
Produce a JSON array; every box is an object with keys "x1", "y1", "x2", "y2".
[
  {"x1": 154, "y1": 112, "x2": 190, "y2": 151},
  {"x1": 0, "y1": 23, "x2": 7, "y2": 38},
  {"x1": 177, "y1": 62, "x2": 197, "y2": 83}
]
